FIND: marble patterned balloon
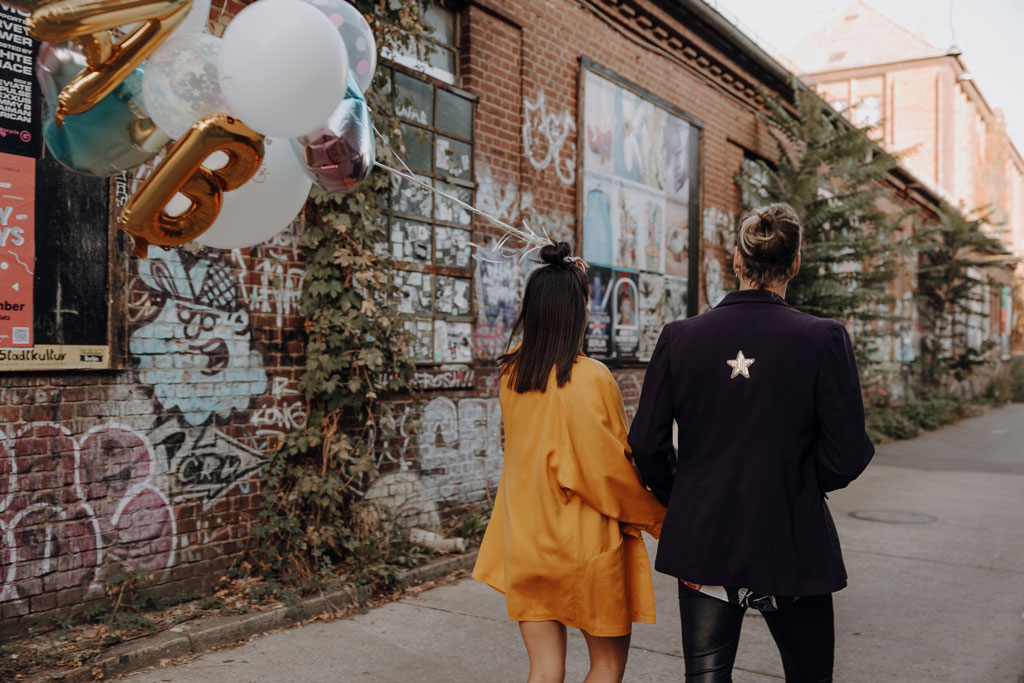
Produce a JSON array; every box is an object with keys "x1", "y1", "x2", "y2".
[
  {"x1": 306, "y1": 0, "x2": 377, "y2": 92},
  {"x1": 141, "y1": 33, "x2": 229, "y2": 139}
]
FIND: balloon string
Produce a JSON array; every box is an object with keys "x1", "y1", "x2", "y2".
[
  {"x1": 371, "y1": 129, "x2": 549, "y2": 260},
  {"x1": 373, "y1": 161, "x2": 523, "y2": 236},
  {"x1": 372, "y1": 124, "x2": 418, "y2": 179}
]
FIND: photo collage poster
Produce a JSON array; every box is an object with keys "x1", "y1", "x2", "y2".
[{"x1": 581, "y1": 69, "x2": 694, "y2": 359}]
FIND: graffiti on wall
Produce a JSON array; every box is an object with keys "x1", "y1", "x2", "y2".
[
  {"x1": 474, "y1": 164, "x2": 576, "y2": 357},
  {"x1": 368, "y1": 395, "x2": 504, "y2": 518},
  {"x1": 150, "y1": 421, "x2": 265, "y2": 505},
  {"x1": 0, "y1": 423, "x2": 176, "y2": 603},
  {"x1": 702, "y1": 206, "x2": 736, "y2": 310},
  {"x1": 1, "y1": 241, "x2": 297, "y2": 605},
  {"x1": 523, "y1": 92, "x2": 577, "y2": 186},
  {"x1": 244, "y1": 229, "x2": 305, "y2": 329},
  {"x1": 131, "y1": 248, "x2": 269, "y2": 427},
  {"x1": 415, "y1": 396, "x2": 503, "y2": 503},
  {"x1": 413, "y1": 364, "x2": 476, "y2": 391},
  {"x1": 251, "y1": 376, "x2": 308, "y2": 445},
  {"x1": 477, "y1": 165, "x2": 575, "y2": 245},
  {"x1": 474, "y1": 242, "x2": 520, "y2": 358}
]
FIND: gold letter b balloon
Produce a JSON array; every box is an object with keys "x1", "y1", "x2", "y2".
[
  {"x1": 118, "y1": 114, "x2": 265, "y2": 258},
  {"x1": 25, "y1": 0, "x2": 192, "y2": 123}
]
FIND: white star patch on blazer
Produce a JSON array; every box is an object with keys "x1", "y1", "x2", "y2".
[{"x1": 727, "y1": 350, "x2": 755, "y2": 379}]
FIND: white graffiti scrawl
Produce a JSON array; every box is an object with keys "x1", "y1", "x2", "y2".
[
  {"x1": 130, "y1": 248, "x2": 268, "y2": 426},
  {"x1": 476, "y1": 164, "x2": 575, "y2": 245},
  {"x1": 242, "y1": 228, "x2": 305, "y2": 329},
  {"x1": 523, "y1": 92, "x2": 577, "y2": 186},
  {"x1": 415, "y1": 396, "x2": 504, "y2": 503}
]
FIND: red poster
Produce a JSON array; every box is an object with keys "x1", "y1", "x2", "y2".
[{"x1": 0, "y1": 151, "x2": 34, "y2": 348}]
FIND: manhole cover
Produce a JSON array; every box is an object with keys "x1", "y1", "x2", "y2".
[{"x1": 849, "y1": 510, "x2": 938, "y2": 525}]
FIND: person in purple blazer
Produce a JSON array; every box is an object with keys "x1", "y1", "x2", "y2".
[{"x1": 628, "y1": 203, "x2": 874, "y2": 683}]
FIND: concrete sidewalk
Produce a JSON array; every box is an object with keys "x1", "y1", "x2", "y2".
[{"x1": 130, "y1": 405, "x2": 1024, "y2": 682}]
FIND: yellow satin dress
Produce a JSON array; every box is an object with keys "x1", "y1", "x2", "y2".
[{"x1": 472, "y1": 356, "x2": 666, "y2": 637}]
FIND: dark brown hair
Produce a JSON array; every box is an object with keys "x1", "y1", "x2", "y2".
[
  {"x1": 737, "y1": 203, "x2": 802, "y2": 288},
  {"x1": 498, "y1": 242, "x2": 589, "y2": 393}
]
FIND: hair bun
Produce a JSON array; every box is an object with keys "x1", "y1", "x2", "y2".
[
  {"x1": 737, "y1": 203, "x2": 802, "y2": 287},
  {"x1": 539, "y1": 241, "x2": 573, "y2": 266}
]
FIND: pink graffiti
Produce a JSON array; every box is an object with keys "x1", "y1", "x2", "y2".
[{"x1": 0, "y1": 424, "x2": 176, "y2": 603}]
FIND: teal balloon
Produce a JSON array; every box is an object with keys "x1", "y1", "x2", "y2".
[{"x1": 39, "y1": 43, "x2": 169, "y2": 177}]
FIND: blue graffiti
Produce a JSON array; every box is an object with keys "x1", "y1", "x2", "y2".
[{"x1": 130, "y1": 248, "x2": 268, "y2": 426}]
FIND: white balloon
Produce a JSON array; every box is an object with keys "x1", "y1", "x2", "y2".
[
  {"x1": 171, "y1": 0, "x2": 211, "y2": 37},
  {"x1": 218, "y1": 0, "x2": 349, "y2": 139},
  {"x1": 196, "y1": 137, "x2": 313, "y2": 249}
]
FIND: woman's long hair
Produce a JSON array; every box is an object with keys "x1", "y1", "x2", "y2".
[{"x1": 498, "y1": 242, "x2": 589, "y2": 393}]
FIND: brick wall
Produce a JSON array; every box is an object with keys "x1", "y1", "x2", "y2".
[
  {"x1": 0, "y1": 0, "x2": 946, "y2": 636},
  {"x1": 0, "y1": 219, "x2": 308, "y2": 637}
]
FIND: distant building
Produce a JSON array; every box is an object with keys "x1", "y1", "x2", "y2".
[{"x1": 788, "y1": 0, "x2": 1024, "y2": 355}]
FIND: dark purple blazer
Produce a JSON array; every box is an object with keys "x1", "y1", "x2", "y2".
[{"x1": 628, "y1": 289, "x2": 874, "y2": 596}]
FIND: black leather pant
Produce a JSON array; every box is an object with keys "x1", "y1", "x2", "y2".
[{"x1": 678, "y1": 583, "x2": 834, "y2": 683}]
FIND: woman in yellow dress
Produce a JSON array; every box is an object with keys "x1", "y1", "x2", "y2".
[{"x1": 472, "y1": 242, "x2": 667, "y2": 683}]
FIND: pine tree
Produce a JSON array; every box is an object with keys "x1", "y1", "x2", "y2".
[
  {"x1": 734, "y1": 86, "x2": 911, "y2": 370},
  {"x1": 916, "y1": 204, "x2": 1008, "y2": 388}
]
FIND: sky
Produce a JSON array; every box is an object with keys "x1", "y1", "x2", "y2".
[{"x1": 707, "y1": 0, "x2": 1024, "y2": 150}]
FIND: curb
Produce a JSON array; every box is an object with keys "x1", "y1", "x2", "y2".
[{"x1": 31, "y1": 550, "x2": 479, "y2": 682}]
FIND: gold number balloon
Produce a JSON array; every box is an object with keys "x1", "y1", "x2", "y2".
[
  {"x1": 25, "y1": 0, "x2": 192, "y2": 124},
  {"x1": 118, "y1": 114, "x2": 265, "y2": 258}
]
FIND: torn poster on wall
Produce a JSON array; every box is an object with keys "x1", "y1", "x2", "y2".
[
  {"x1": 612, "y1": 270, "x2": 639, "y2": 357},
  {"x1": 638, "y1": 272, "x2": 664, "y2": 360},
  {"x1": 585, "y1": 265, "x2": 613, "y2": 357},
  {"x1": 474, "y1": 244, "x2": 519, "y2": 358}
]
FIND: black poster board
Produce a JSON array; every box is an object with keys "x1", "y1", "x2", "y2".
[
  {"x1": 0, "y1": 8, "x2": 112, "y2": 372},
  {"x1": 0, "y1": 4, "x2": 42, "y2": 158},
  {"x1": 32, "y1": 157, "x2": 109, "y2": 347}
]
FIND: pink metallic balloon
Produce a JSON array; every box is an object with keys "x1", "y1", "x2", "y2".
[{"x1": 291, "y1": 73, "x2": 374, "y2": 194}]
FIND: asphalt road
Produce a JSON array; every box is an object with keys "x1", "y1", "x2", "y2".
[{"x1": 130, "y1": 404, "x2": 1024, "y2": 682}]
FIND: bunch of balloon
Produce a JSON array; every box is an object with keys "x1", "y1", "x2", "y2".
[
  {"x1": 195, "y1": 0, "x2": 380, "y2": 248},
  {"x1": 14, "y1": 0, "x2": 382, "y2": 255}
]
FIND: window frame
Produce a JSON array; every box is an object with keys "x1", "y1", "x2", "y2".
[
  {"x1": 386, "y1": 62, "x2": 478, "y2": 367},
  {"x1": 382, "y1": 3, "x2": 460, "y2": 85}
]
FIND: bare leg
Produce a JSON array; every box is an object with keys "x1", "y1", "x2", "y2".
[
  {"x1": 581, "y1": 629, "x2": 632, "y2": 683},
  {"x1": 519, "y1": 620, "x2": 567, "y2": 683}
]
